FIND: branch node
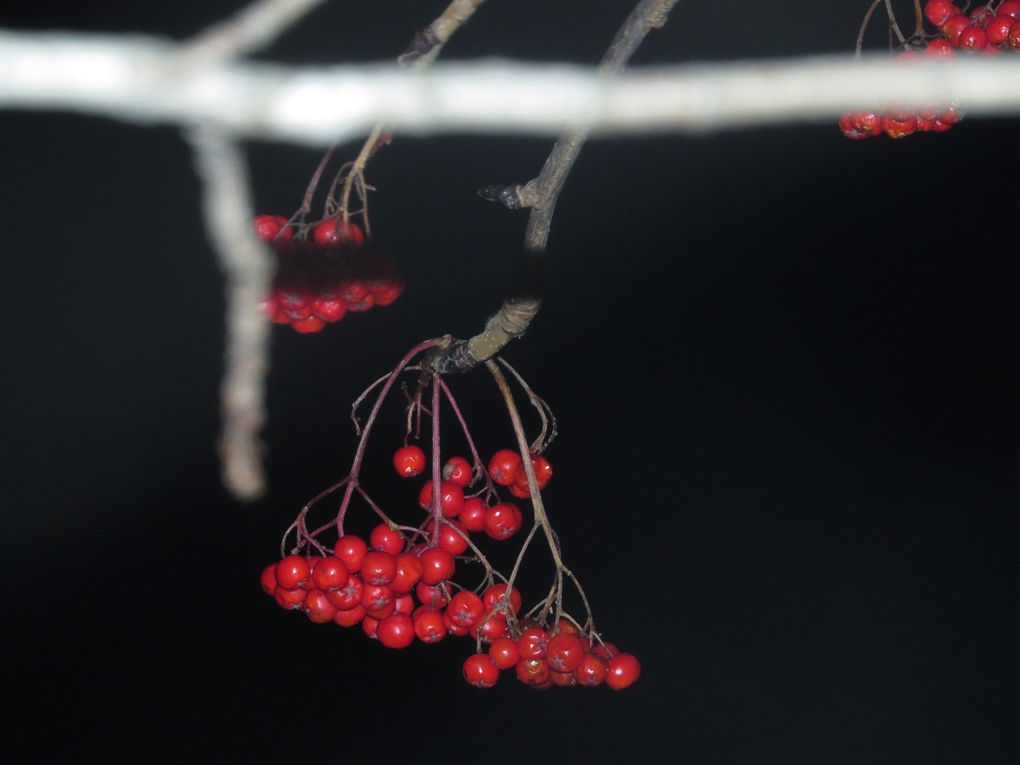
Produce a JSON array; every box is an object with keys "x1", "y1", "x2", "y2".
[{"x1": 477, "y1": 183, "x2": 533, "y2": 210}]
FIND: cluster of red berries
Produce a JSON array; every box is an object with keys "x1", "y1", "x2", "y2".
[
  {"x1": 253, "y1": 215, "x2": 404, "y2": 334},
  {"x1": 840, "y1": 1, "x2": 1020, "y2": 140},
  {"x1": 260, "y1": 530, "x2": 639, "y2": 690}
]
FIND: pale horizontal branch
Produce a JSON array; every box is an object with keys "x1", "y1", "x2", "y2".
[{"x1": 2, "y1": 30, "x2": 1020, "y2": 144}]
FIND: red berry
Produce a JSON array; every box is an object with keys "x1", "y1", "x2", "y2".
[
  {"x1": 518, "y1": 626, "x2": 550, "y2": 660},
  {"x1": 925, "y1": 38, "x2": 955, "y2": 56},
  {"x1": 333, "y1": 603, "x2": 366, "y2": 627},
  {"x1": 1000, "y1": 1, "x2": 1020, "y2": 20},
  {"x1": 1009, "y1": 19, "x2": 1020, "y2": 46},
  {"x1": 313, "y1": 296, "x2": 347, "y2": 323},
  {"x1": 303, "y1": 589, "x2": 338, "y2": 624},
  {"x1": 513, "y1": 454, "x2": 553, "y2": 490},
  {"x1": 473, "y1": 613, "x2": 509, "y2": 643},
  {"x1": 334, "y1": 535, "x2": 368, "y2": 573},
  {"x1": 482, "y1": 583, "x2": 522, "y2": 616},
  {"x1": 443, "y1": 610, "x2": 471, "y2": 636},
  {"x1": 253, "y1": 214, "x2": 292, "y2": 242},
  {"x1": 458, "y1": 498, "x2": 488, "y2": 532},
  {"x1": 487, "y1": 450, "x2": 521, "y2": 486},
  {"x1": 325, "y1": 573, "x2": 364, "y2": 611},
  {"x1": 376, "y1": 613, "x2": 415, "y2": 649},
  {"x1": 958, "y1": 25, "x2": 988, "y2": 50},
  {"x1": 369, "y1": 523, "x2": 404, "y2": 556},
  {"x1": 415, "y1": 580, "x2": 451, "y2": 608},
  {"x1": 489, "y1": 637, "x2": 521, "y2": 669},
  {"x1": 882, "y1": 113, "x2": 917, "y2": 139},
  {"x1": 394, "y1": 593, "x2": 415, "y2": 615},
  {"x1": 362, "y1": 616, "x2": 380, "y2": 639},
  {"x1": 390, "y1": 552, "x2": 424, "y2": 594},
  {"x1": 291, "y1": 316, "x2": 325, "y2": 334},
  {"x1": 273, "y1": 585, "x2": 306, "y2": 610},
  {"x1": 275, "y1": 555, "x2": 310, "y2": 590},
  {"x1": 924, "y1": 0, "x2": 958, "y2": 27},
  {"x1": 605, "y1": 653, "x2": 642, "y2": 690},
  {"x1": 592, "y1": 642, "x2": 620, "y2": 660},
  {"x1": 838, "y1": 111, "x2": 883, "y2": 140},
  {"x1": 575, "y1": 652, "x2": 608, "y2": 686},
  {"x1": 413, "y1": 606, "x2": 447, "y2": 643},
  {"x1": 447, "y1": 591, "x2": 485, "y2": 628},
  {"x1": 372, "y1": 282, "x2": 404, "y2": 307},
  {"x1": 463, "y1": 654, "x2": 500, "y2": 688},
  {"x1": 546, "y1": 633, "x2": 585, "y2": 673},
  {"x1": 313, "y1": 219, "x2": 365, "y2": 249},
  {"x1": 442, "y1": 456, "x2": 473, "y2": 487},
  {"x1": 425, "y1": 518, "x2": 470, "y2": 556},
  {"x1": 418, "y1": 480, "x2": 465, "y2": 517},
  {"x1": 311, "y1": 556, "x2": 349, "y2": 591},
  {"x1": 418, "y1": 548, "x2": 456, "y2": 585},
  {"x1": 259, "y1": 563, "x2": 277, "y2": 596},
  {"x1": 360, "y1": 583, "x2": 395, "y2": 614},
  {"x1": 551, "y1": 670, "x2": 577, "y2": 687},
  {"x1": 360, "y1": 551, "x2": 397, "y2": 586},
  {"x1": 942, "y1": 15, "x2": 971, "y2": 44},
  {"x1": 969, "y1": 4, "x2": 993, "y2": 26},
  {"x1": 483, "y1": 503, "x2": 523, "y2": 540},
  {"x1": 393, "y1": 445, "x2": 426, "y2": 478},
  {"x1": 515, "y1": 658, "x2": 551, "y2": 687}
]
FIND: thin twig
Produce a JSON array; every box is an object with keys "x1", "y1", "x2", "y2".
[{"x1": 184, "y1": 0, "x2": 328, "y2": 61}]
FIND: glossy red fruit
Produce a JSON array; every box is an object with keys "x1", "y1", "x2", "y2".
[
  {"x1": 260, "y1": 563, "x2": 277, "y2": 596},
  {"x1": 473, "y1": 613, "x2": 509, "y2": 643},
  {"x1": 924, "y1": 37, "x2": 954, "y2": 56},
  {"x1": 839, "y1": 111, "x2": 883, "y2": 140},
  {"x1": 592, "y1": 641, "x2": 620, "y2": 660},
  {"x1": 489, "y1": 637, "x2": 521, "y2": 669},
  {"x1": 443, "y1": 610, "x2": 471, "y2": 636},
  {"x1": 291, "y1": 316, "x2": 325, "y2": 334},
  {"x1": 958, "y1": 25, "x2": 988, "y2": 49},
  {"x1": 442, "y1": 456, "x2": 473, "y2": 487},
  {"x1": 325, "y1": 573, "x2": 364, "y2": 611},
  {"x1": 482, "y1": 584, "x2": 522, "y2": 616},
  {"x1": 882, "y1": 114, "x2": 917, "y2": 139},
  {"x1": 425, "y1": 519, "x2": 469, "y2": 556},
  {"x1": 463, "y1": 654, "x2": 500, "y2": 688},
  {"x1": 515, "y1": 658, "x2": 551, "y2": 687},
  {"x1": 360, "y1": 551, "x2": 397, "y2": 586},
  {"x1": 484, "y1": 503, "x2": 523, "y2": 540},
  {"x1": 1010, "y1": 20, "x2": 1020, "y2": 46},
  {"x1": 575, "y1": 652, "x2": 608, "y2": 686},
  {"x1": 518, "y1": 626, "x2": 550, "y2": 660},
  {"x1": 275, "y1": 555, "x2": 311, "y2": 589},
  {"x1": 274, "y1": 585, "x2": 306, "y2": 610},
  {"x1": 394, "y1": 593, "x2": 415, "y2": 615},
  {"x1": 370, "y1": 523, "x2": 404, "y2": 556},
  {"x1": 362, "y1": 615, "x2": 380, "y2": 639},
  {"x1": 418, "y1": 548, "x2": 456, "y2": 585},
  {"x1": 377, "y1": 613, "x2": 415, "y2": 648},
  {"x1": 413, "y1": 606, "x2": 447, "y2": 643},
  {"x1": 311, "y1": 556, "x2": 349, "y2": 591},
  {"x1": 1000, "y1": 0, "x2": 1020, "y2": 19},
  {"x1": 415, "y1": 581, "x2": 451, "y2": 608},
  {"x1": 513, "y1": 454, "x2": 554, "y2": 490},
  {"x1": 458, "y1": 498, "x2": 488, "y2": 532},
  {"x1": 390, "y1": 552, "x2": 424, "y2": 594},
  {"x1": 924, "y1": 0, "x2": 958, "y2": 27},
  {"x1": 546, "y1": 633, "x2": 585, "y2": 673},
  {"x1": 334, "y1": 536, "x2": 368, "y2": 573},
  {"x1": 969, "y1": 4, "x2": 993, "y2": 26},
  {"x1": 447, "y1": 591, "x2": 485, "y2": 628},
  {"x1": 313, "y1": 219, "x2": 365, "y2": 249},
  {"x1": 605, "y1": 653, "x2": 642, "y2": 690},
  {"x1": 393, "y1": 445, "x2": 426, "y2": 478},
  {"x1": 333, "y1": 603, "x2": 366, "y2": 627},
  {"x1": 303, "y1": 589, "x2": 339, "y2": 624},
  {"x1": 313, "y1": 296, "x2": 347, "y2": 323},
  {"x1": 360, "y1": 584, "x2": 394, "y2": 614},
  {"x1": 418, "y1": 480, "x2": 465, "y2": 517},
  {"x1": 986, "y1": 14, "x2": 1014, "y2": 44},
  {"x1": 487, "y1": 450, "x2": 521, "y2": 486},
  {"x1": 371, "y1": 281, "x2": 404, "y2": 307},
  {"x1": 942, "y1": 15, "x2": 971, "y2": 44},
  {"x1": 253, "y1": 214, "x2": 292, "y2": 242}
]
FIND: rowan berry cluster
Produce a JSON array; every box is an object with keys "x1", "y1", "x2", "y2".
[
  {"x1": 260, "y1": 340, "x2": 640, "y2": 690},
  {"x1": 252, "y1": 215, "x2": 404, "y2": 333},
  {"x1": 840, "y1": 1, "x2": 1020, "y2": 140}
]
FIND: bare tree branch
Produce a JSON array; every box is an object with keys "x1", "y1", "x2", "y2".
[
  {"x1": 2, "y1": 32, "x2": 1019, "y2": 142},
  {"x1": 451, "y1": 0, "x2": 682, "y2": 371},
  {"x1": 399, "y1": 0, "x2": 487, "y2": 66},
  {"x1": 184, "y1": 0, "x2": 328, "y2": 61},
  {"x1": 187, "y1": 125, "x2": 272, "y2": 502}
]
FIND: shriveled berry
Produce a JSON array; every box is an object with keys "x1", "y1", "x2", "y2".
[{"x1": 393, "y1": 445, "x2": 426, "y2": 478}]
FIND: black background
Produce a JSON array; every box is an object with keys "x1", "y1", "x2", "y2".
[{"x1": 2, "y1": 1, "x2": 1018, "y2": 762}]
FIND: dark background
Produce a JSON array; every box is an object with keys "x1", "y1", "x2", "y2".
[{"x1": 2, "y1": 1, "x2": 1018, "y2": 762}]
